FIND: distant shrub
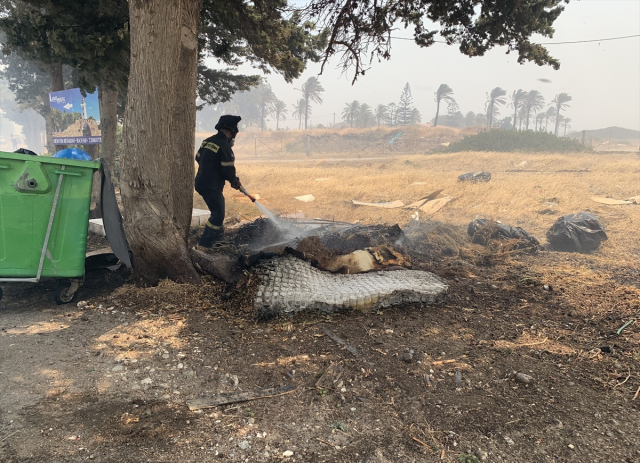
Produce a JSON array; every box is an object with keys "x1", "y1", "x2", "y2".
[{"x1": 441, "y1": 129, "x2": 591, "y2": 153}]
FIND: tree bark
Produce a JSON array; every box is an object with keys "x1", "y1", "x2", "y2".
[
  {"x1": 49, "y1": 64, "x2": 66, "y2": 153},
  {"x1": 121, "y1": 0, "x2": 202, "y2": 285},
  {"x1": 99, "y1": 85, "x2": 119, "y2": 180},
  {"x1": 434, "y1": 100, "x2": 440, "y2": 127}
]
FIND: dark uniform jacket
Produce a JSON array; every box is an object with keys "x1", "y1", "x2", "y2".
[{"x1": 194, "y1": 133, "x2": 236, "y2": 192}]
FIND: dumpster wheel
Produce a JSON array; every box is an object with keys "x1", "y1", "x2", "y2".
[{"x1": 54, "y1": 279, "x2": 81, "y2": 305}]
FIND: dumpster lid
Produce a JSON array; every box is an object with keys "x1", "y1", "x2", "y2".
[{"x1": 0, "y1": 151, "x2": 101, "y2": 169}]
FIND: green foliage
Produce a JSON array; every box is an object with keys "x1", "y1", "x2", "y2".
[
  {"x1": 50, "y1": 108, "x2": 80, "y2": 133},
  {"x1": 309, "y1": 0, "x2": 567, "y2": 81},
  {"x1": 329, "y1": 421, "x2": 348, "y2": 432},
  {"x1": 442, "y1": 129, "x2": 592, "y2": 153},
  {"x1": 458, "y1": 454, "x2": 480, "y2": 463}
]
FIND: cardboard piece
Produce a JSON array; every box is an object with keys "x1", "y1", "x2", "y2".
[
  {"x1": 591, "y1": 197, "x2": 632, "y2": 205},
  {"x1": 351, "y1": 199, "x2": 405, "y2": 209},
  {"x1": 404, "y1": 189, "x2": 444, "y2": 209},
  {"x1": 420, "y1": 196, "x2": 455, "y2": 215}
]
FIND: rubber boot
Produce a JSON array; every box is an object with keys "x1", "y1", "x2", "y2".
[{"x1": 198, "y1": 223, "x2": 223, "y2": 248}]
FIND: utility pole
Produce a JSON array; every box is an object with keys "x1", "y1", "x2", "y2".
[{"x1": 581, "y1": 130, "x2": 586, "y2": 145}]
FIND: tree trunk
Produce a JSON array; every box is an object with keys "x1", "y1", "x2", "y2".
[
  {"x1": 99, "y1": 85, "x2": 119, "y2": 179},
  {"x1": 121, "y1": 0, "x2": 202, "y2": 285},
  {"x1": 434, "y1": 100, "x2": 440, "y2": 127},
  {"x1": 304, "y1": 95, "x2": 309, "y2": 130},
  {"x1": 48, "y1": 64, "x2": 66, "y2": 153},
  {"x1": 554, "y1": 108, "x2": 561, "y2": 136}
]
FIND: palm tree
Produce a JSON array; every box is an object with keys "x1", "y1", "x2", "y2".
[
  {"x1": 433, "y1": 84, "x2": 454, "y2": 127},
  {"x1": 561, "y1": 117, "x2": 572, "y2": 136},
  {"x1": 252, "y1": 83, "x2": 277, "y2": 131},
  {"x1": 273, "y1": 100, "x2": 287, "y2": 130},
  {"x1": 374, "y1": 104, "x2": 389, "y2": 127},
  {"x1": 509, "y1": 89, "x2": 527, "y2": 131},
  {"x1": 544, "y1": 107, "x2": 555, "y2": 132},
  {"x1": 485, "y1": 87, "x2": 507, "y2": 128},
  {"x1": 551, "y1": 92, "x2": 572, "y2": 136},
  {"x1": 387, "y1": 103, "x2": 398, "y2": 126},
  {"x1": 358, "y1": 103, "x2": 374, "y2": 127},
  {"x1": 518, "y1": 106, "x2": 527, "y2": 130},
  {"x1": 535, "y1": 113, "x2": 545, "y2": 131},
  {"x1": 300, "y1": 76, "x2": 324, "y2": 130},
  {"x1": 292, "y1": 99, "x2": 307, "y2": 129},
  {"x1": 523, "y1": 90, "x2": 545, "y2": 130},
  {"x1": 410, "y1": 108, "x2": 422, "y2": 124},
  {"x1": 342, "y1": 101, "x2": 360, "y2": 127}
]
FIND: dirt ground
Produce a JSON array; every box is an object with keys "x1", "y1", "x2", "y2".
[{"x1": 2, "y1": 148, "x2": 640, "y2": 462}]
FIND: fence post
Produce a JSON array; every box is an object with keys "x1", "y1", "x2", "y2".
[{"x1": 306, "y1": 135, "x2": 310, "y2": 157}]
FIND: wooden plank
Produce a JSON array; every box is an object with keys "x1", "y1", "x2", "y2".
[{"x1": 186, "y1": 384, "x2": 296, "y2": 411}]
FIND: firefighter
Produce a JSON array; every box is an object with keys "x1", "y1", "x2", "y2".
[{"x1": 195, "y1": 114, "x2": 243, "y2": 247}]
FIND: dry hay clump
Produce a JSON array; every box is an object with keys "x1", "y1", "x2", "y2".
[{"x1": 108, "y1": 277, "x2": 232, "y2": 315}]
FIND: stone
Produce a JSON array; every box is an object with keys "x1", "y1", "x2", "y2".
[
  {"x1": 475, "y1": 449, "x2": 489, "y2": 461},
  {"x1": 77, "y1": 301, "x2": 88, "y2": 309},
  {"x1": 606, "y1": 431, "x2": 614, "y2": 438},
  {"x1": 248, "y1": 418, "x2": 255, "y2": 425},
  {"x1": 504, "y1": 436, "x2": 515, "y2": 446},
  {"x1": 111, "y1": 365, "x2": 124, "y2": 372},
  {"x1": 177, "y1": 363, "x2": 184, "y2": 369},
  {"x1": 283, "y1": 450, "x2": 294, "y2": 457},
  {"x1": 238, "y1": 441, "x2": 250, "y2": 450},
  {"x1": 515, "y1": 373, "x2": 534, "y2": 385},
  {"x1": 402, "y1": 352, "x2": 413, "y2": 363},
  {"x1": 140, "y1": 378, "x2": 152, "y2": 385},
  {"x1": 568, "y1": 444, "x2": 575, "y2": 449}
]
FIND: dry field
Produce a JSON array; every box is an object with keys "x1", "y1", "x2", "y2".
[{"x1": 202, "y1": 149, "x2": 640, "y2": 266}]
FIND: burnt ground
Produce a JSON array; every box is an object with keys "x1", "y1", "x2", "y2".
[{"x1": 1, "y1": 223, "x2": 639, "y2": 463}]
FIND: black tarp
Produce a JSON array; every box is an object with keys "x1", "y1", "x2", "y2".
[
  {"x1": 468, "y1": 218, "x2": 540, "y2": 248},
  {"x1": 99, "y1": 159, "x2": 132, "y2": 268},
  {"x1": 546, "y1": 212, "x2": 607, "y2": 253}
]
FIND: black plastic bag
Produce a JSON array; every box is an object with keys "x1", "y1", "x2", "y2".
[
  {"x1": 468, "y1": 218, "x2": 539, "y2": 248},
  {"x1": 546, "y1": 212, "x2": 607, "y2": 253},
  {"x1": 14, "y1": 148, "x2": 38, "y2": 156},
  {"x1": 458, "y1": 171, "x2": 491, "y2": 182}
]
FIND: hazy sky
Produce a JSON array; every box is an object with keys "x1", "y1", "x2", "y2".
[{"x1": 224, "y1": 0, "x2": 640, "y2": 132}]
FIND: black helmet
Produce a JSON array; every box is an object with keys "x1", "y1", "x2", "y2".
[{"x1": 215, "y1": 115, "x2": 242, "y2": 132}]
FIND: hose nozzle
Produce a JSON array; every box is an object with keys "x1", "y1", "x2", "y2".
[{"x1": 239, "y1": 185, "x2": 256, "y2": 203}]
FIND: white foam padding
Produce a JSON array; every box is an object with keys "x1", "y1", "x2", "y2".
[{"x1": 254, "y1": 256, "x2": 447, "y2": 316}]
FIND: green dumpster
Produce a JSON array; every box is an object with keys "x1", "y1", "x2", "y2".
[{"x1": 0, "y1": 151, "x2": 100, "y2": 303}]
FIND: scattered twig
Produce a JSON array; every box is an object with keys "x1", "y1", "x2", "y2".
[
  {"x1": 322, "y1": 326, "x2": 358, "y2": 356},
  {"x1": 432, "y1": 359, "x2": 456, "y2": 366},
  {"x1": 1, "y1": 430, "x2": 20, "y2": 441},
  {"x1": 613, "y1": 369, "x2": 631, "y2": 389},
  {"x1": 316, "y1": 437, "x2": 335, "y2": 447},
  {"x1": 633, "y1": 385, "x2": 640, "y2": 401},
  {"x1": 440, "y1": 448, "x2": 446, "y2": 460},
  {"x1": 372, "y1": 348, "x2": 387, "y2": 355},
  {"x1": 412, "y1": 437, "x2": 432, "y2": 452}
]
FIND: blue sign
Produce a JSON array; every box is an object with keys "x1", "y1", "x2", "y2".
[{"x1": 49, "y1": 88, "x2": 101, "y2": 145}]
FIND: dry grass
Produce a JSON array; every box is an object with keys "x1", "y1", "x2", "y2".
[{"x1": 194, "y1": 150, "x2": 640, "y2": 267}]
